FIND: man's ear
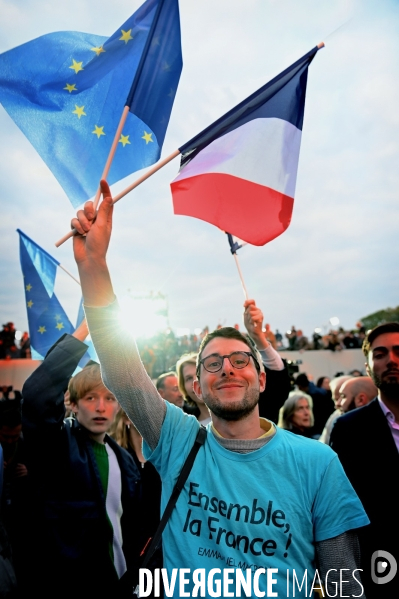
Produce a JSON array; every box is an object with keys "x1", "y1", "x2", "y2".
[
  {"x1": 365, "y1": 360, "x2": 371, "y2": 377},
  {"x1": 259, "y1": 371, "x2": 266, "y2": 393},
  {"x1": 355, "y1": 393, "x2": 367, "y2": 407},
  {"x1": 70, "y1": 402, "x2": 78, "y2": 414},
  {"x1": 193, "y1": 379, "x2": 202, "y2": 400}
]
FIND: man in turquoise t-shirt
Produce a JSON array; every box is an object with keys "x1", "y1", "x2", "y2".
[
  {"x1": 140, "y1": 332, "x2": 369, "y2": 597},
  {"x1": 72, "y1": 181, "x2": 370, "y2": 598}
]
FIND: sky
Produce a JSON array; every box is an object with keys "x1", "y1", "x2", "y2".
[{"x1": 0, "y1": 0, "x2": 398, "y2": 342}]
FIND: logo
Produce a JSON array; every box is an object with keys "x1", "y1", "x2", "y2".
[{"x1": 371, "y1": 550, "x2": 397, "y2": 585}]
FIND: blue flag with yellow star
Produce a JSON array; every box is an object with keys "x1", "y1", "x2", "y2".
[
  {"x1": 0, "y1": 0, "x2": 182, "y2": 208},
  {"x1": 18, "y1": 230, "x2": 74, "y2": 359},
  {"x1": 16, "y1": 229, "x2": 60, "y2": 297}
]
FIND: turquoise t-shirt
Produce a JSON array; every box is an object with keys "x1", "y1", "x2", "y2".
[{"x1": 144, "y1": 403, "x2": 369, "y2": 597}]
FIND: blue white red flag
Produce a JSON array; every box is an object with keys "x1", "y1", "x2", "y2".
[{"x1": 171, "y1": 46, "x2": 321, "y2": 246}]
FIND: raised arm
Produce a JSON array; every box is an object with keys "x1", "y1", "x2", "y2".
[
  {"x1": 22, "y1": 333, "x2": 88, "y2": 438},
  {"x1": 71, "y1": 181, "x2": 165, "y2": 450},
  {"x1": 71, "y1": 180, "x2": 115, "y2": 307},
  {"x1": 243, "y1": 298, "x2": 291, "y2": 422},
  {"x1": 243, "y1": 299, "x2": 284, "y2": 371}
]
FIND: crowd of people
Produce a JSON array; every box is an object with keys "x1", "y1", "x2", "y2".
[
  {"x1": 282, "y1": 325, "x2": 366, "y2": 351},
  {"x1": 0, "y1": 317, "x2": 365, "y2": 380},
  {"x1": 135, "y1": 323, "x2": 366, "y2": 379},
  {"x1": 0, "y1": 324, "x2": 30, "y2": 360},
  {"x1": 0, "y1": 186, "x2": 396, "y2": 599},
  {"x1": 127, "y1": 322, "x2": 368, "y2": 378},
  {"x1": 0, "y1": 341, "x2": 388, "y2": 597}
]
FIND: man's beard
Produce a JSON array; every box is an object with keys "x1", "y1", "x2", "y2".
[
  {"x1": 203, "y1": 387, "x2": 260, "y2": 421},
  {"x1": 370, "y1": 370, "x2": 399, "y2": 401}
]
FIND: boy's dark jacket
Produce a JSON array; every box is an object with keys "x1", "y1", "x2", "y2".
[{"x1": 21, "y1": 333, "x2": 141, "y2": 597}]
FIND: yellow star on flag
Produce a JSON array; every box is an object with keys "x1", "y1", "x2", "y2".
[
  {"x1": 69, "y1": 59, "x2": 84, "y2": 74},
  {"x1": 54, "y1": 314, "x2": 61, "y2": 321},
  {"x1": 162, "y1": 61, "x2": 171, "y2": 72},
  {"x1": 142, "y1": 131, "x2": 153, "y2": 144},
  {"x1": 72, "y1": 105, "x2": 86, "y2": 119},
  {"x1": 64, "y1": 83, "x2": 77, "y2": 93},
  {"x1": 27, "y1": 300, "x2": 33, "y2": 308},
  {"x1": 91, "y1": 46, "x2": 105, "y2": 56},
  {"x1": 119, "y1": 29, "x2": 133, "y2": 44},
  {"x1": 56, "y1": 322, "x2": 65, "y2": 331},
  {"x1": 38, "y1": 326, "x2": 46, "y2": 334},
  {"x1": 26, "y1": 284, "x2": 32, "y2": 292},
  {"x1": 119, "y1": 134, "x2": 131, "y2": 147},
  {"x1": 63, "y1": 83, "x2": 78, "y2": 93},
  {"x1": 92, "y1": 125, "x2": 105, "y2": 139}
]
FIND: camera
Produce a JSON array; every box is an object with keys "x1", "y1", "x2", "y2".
[{"x1": 285, "y1": 359, "x2": 302, "y2": 389}]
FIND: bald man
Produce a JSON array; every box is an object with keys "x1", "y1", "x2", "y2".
[
  {"x1": 318, "y1": 375, "x2": 352, "y2": 444},
  {"x1": 338, "y1": 376, "x2": 377, "y2": 413},
  {"x1": 155, "y1": 372, "x2": 184, "y2": 408},
  {"x1": 330, "y1": 375, "x2": 352, "y2": 408}
]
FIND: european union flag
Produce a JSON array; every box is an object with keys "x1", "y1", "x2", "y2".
[
  {"x1": 1, "y1": 0, "x2": 182, "y2": 208},
  {"x1": 16, "y1": 228, "x2": 60, "y2": 296},
  {"x1": 18, "y1": 230, "x2": 74, "y2": 359}
]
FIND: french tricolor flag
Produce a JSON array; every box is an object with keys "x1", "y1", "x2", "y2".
[{"x1": 171, "y1": 45, "x2": 322, "y2": 246}]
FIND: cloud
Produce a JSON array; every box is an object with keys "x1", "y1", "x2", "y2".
[{"x1": 1, "y1": 0, "x2": 398, "y2": 343}]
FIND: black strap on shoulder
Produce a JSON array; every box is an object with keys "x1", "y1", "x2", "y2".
[{"x1": 140, "y1": 425, "x2": 206, "y2": 568}]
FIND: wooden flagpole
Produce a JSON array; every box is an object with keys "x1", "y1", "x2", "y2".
[
  {"x1": 54, "y1": 149, "x2": 181, "y2": 247},
  {"x1": 226, "y1": 233, "x2": 249, "y2": 299},
  {"x1": 232, "y1": 252, "x2": 249, "y2": 300},
  {"x1": 55, "y1": 0, "x2": 180, "y2": 246},
  {"x1": 113, "y1": 148, "x2": 180, "y2": 203},
  {"x1": 58, "y1": 263, "x2": 81, "y2": 286},
  {"x1": 92, "y1": 106, "x2": 131, "y2": 211}
]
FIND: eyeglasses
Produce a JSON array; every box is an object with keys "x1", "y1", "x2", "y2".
[{"x1": 199, "y1": 351, "x2": 260, "y2": 373}]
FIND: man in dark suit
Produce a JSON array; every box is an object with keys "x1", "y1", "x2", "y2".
[{"x1": 330, "y1": 322, "x2": 399, "y2": 599}]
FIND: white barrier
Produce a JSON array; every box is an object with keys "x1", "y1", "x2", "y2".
[
  {"x1": 0, "y1": 359, "x2": 41, "y2": 391},
  {"x1": 279, "y1": 348, "x2": 366, "y2": 380},
  {"x1": 0, "y1": 349, "x2": 366, "y2": 393}
]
